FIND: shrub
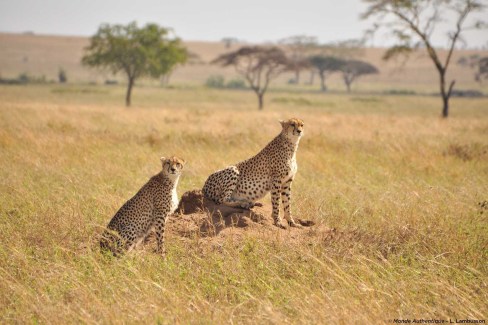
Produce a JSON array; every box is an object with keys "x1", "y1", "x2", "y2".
[
  {"x1": 58, "y1": 68, "x2": 67, "y2": 83},
  {"x1": 18, "y1": 73, "x2": 30, "y2": 84},
  {"x1": 205, "y1": 75, "x2": 225, "y2": 88},
  {"x1": 383, "y1": 89, "x2": 416, "y2": 95},
  {"x1": 450, "y1": 89, "x2": 484, "y2": 98},
  {"x1": 226, "y1": 78, "x2": 246, "y2": 89},
  {"x1": 17, "y1": 73, "x2": 47, "y2": 84}
]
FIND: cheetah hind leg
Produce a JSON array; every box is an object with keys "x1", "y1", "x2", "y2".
[
  {"x1": 222, "y1": 197, "x2": 254, "y2": 210},
  {"x1": 209, "y1": 166, "x2": 253, "y2": 209},
  {"x1": 100, "y1": 230, "x2": 126, "y2": 257}
]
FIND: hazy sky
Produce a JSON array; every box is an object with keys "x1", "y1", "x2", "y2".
[{"x1": 0, "y1": 0, "x2": 487, "y2": 47}]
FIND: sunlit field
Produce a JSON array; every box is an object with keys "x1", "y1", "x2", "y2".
[{"x1": 0, "y1": 84, "x2": 487, "y2": 323}]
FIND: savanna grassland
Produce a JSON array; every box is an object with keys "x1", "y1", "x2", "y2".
[{"x1": 0, "y1": 82, "x2": 487, "y2": 324}]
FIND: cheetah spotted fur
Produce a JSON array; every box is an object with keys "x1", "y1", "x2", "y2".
[
  {"x1": 203, "y1": 118, "x2": 304, "y2": 228},
  {"x1": 100, "y1": 156, "x2": 185, "y2": 256}
]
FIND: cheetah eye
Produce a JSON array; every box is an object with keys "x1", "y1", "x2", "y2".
[{"x1": 176, "y1": 163, "x2": 182, "y2": 168}]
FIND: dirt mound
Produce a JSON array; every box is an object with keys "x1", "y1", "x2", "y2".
[
  {"x1": 143, "y1": 190, "x2": 402, "y2": 257},
  {"x1": 169, "y1": 189, "x2": 273, "y2": 238},
  {"x1": 168, "y1": 189, "x2": 316, "y2": 237}
]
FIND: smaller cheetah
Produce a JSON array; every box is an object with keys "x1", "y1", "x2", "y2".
[
  {"x1": 203, "y1": 118, "x2": 304, "y2": 228},
  {"x1": 100, "y1": 156, "x2": 185, "y2": 256}
]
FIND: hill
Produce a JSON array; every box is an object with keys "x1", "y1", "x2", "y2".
[{"x1": 1, "y1": 32, "x2": 487, "y2": 93}]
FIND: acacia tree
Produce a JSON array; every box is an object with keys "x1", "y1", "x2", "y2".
[
  {"x1": 82, "y1": 22, "x2": 187, "y2": 106},
  {"x1": 279, "y1": 35, "x2": 318, "y2": 84},
  {"x1": 476, "y1": 57, "x2": 488, "y2": 82},
  {"x1": 362, "y1": 0, "x2": 487, "y2": 118},
  {"x1": 458, "y1": 54, "x2": 488, "y2": 83},
  {"x1": 321, "y1": 39, "x2": 365, "y2": 60},
  {"x1": 309, "y1": 55, "x2": 346, "y2": 92},
  {"x1": 212, "y1": 46, "x2": 289, "y2": 110},
  {"x1": 306, "y1": 39, "x2": 364, "y2": 85},
  {"x1": 161, "y1": 51, "x2": 201, "y2": 86},
  {"x1": 340, "y1": 60, "x2": 379, "y2": 92},
  {"x1": 221, "y1": 37, "x2": 239, "y2": 49}
]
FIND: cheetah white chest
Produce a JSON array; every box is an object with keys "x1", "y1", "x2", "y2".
[
  {"x1": 170, "y1": 187, "x2": 179, "y2": 213},
  {"x1": 286, "y1": 153, "x2": 298, "y2": 180}
]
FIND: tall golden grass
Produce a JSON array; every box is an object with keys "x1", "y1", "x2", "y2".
[{"x1": 0, "y1": 84, "x2": 487, "y2": 323}]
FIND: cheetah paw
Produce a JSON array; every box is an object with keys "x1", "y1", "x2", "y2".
[
  {"x1": 274, "y1": 221, "x2": 287, "y2": 229},
  {"x1": 288, "y1": 221, "x2": 303, "y2": 229}
]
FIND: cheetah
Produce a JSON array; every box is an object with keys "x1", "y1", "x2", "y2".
[
  {"x1": 203, "y1": 118, "x2": 304, "y2": 228},
  {"x1": 100, "y1": 156, "x2": 185, "y2": 256}
]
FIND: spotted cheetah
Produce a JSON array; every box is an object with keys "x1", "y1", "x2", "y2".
[
  {"x1": 203, "y1": 118, "x2": 304, "y2": 228},
  {"x1": 100, "y1": 156, "x2": 185, "y2": 256}
]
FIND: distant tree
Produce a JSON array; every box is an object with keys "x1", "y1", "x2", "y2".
[
  {"x1": 476, "y1": 57, "x2": 488, "y2": 82},
  {"x1": 82, "y1": 22, "x2": 187, "y2": 106},
  {"x1": 58, "y1": 68, "x2": 67, "y2": 83},
  {"x1": 279, "y1": 35, "x2": 317, "y2": 84},
  {"x1": 161, "y1": 51, "x2": 201, "y2": 86},
  {"x1": 458, "y1": 54, "x2": 488, "y2": 83},
  {"x1": 221, "y1": 37, "x2": 239, "y2": 49},
  {"x1": 340, "y1": 60, "x2": 379, "y2": 92},
  {"x1": 212, "y1": 46, "x2": 289, "y2": 110},
  {"x1": 362, "y1": 0, "x2": 487, "y2": 118},
  {"x1": 308, "y1": 55, "x2": 346, "y2": 92},
  {"x1": 457, "y1": 54, "x2": 480, "y2": 68},
  {"x1": 321, "y1": 39, "x2": 365, "y2": 59},
  {"x1": 305, "y1": 39, "x2": 364, "y2": 86}
]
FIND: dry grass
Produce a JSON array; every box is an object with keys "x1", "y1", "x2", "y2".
[{"x1": 0, "y1": 84, "x2": 487, "y2": 324}]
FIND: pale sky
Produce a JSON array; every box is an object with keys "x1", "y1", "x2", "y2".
[{"x1": 0, "y1": 0, "x2": 487, "y2": 48}]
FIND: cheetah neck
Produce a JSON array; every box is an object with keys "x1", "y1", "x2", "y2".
[
  {"x1": 171, "y1": 176, "x2": 180, "y2": 189},
  {"x1": 156, "y1": 172, "x2": 179, "y2": 189},
  {"x1": 167, "y1": 174, "x2": 180, "y2": 188},
  {"x1": 279, "y1": 132, "x2": 300, "y2": 152}
]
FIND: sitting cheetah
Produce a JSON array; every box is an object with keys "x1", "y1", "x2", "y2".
[
  {"x1": 100, "y1": 156, "x2": 185, "y2": 256},
  {"x1": 203, "y1": 118, "x2": 304, "y2": 228}
]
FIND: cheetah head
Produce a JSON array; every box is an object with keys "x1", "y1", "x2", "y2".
[
  {"x1": 160, "y1": 156, "x2": 185, "y2": 179},
  {"x1": 280, "y1": 118, "x2": 304, "y2": 139}
]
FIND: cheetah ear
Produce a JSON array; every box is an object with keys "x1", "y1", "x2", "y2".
[
  {"x1": 160, "y1": 157, "x2": 166, "y2": 165},
  {"x1": 279, "y1": 120, "x2": 287, "y2": 128},
  {"x1": 181, "y1": 158, "x2": 186, "y2": 165}
]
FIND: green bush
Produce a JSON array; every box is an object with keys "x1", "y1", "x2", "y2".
[
  {"x1": 58, "y1": 68, "x2": 67, "y2": 83},
  {"x1": 16, "y1": 73, "x2": 47, "y2": 84},
  {"x1": 226, "y1": 78, "x2": 247, "y2": 89},
  {"x1": 18, "y1": 73, "x2": 30, "y2": 84},
  {"x1": 205, "y1": 75, "x2": 225, "y2": 88}
]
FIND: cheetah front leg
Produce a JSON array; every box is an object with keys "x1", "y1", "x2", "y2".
[
  {"x1": 271, "y1": 177, "x2": 286, "y2": 229},
  {"x1": 281, "y1": 178, "x2": 300, "y2": 227},
  {"x1": 153, "y1": 210, "x2": 168, "y2": 256}
]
